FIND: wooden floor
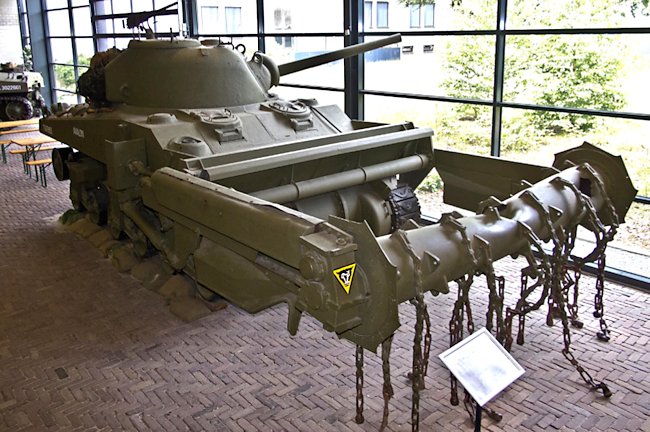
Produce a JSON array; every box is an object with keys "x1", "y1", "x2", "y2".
[{"x1": 1, "y1": 153, "x2": 649, "y2": 431}]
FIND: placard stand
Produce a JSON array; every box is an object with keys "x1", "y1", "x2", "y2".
[{"x1": 439, "y1": 327, "x2": 525, "y2": 431}]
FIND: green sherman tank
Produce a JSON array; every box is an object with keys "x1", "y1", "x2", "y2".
[{"x1": 41, "y1": 33, "x2": 637, "y2": 429}]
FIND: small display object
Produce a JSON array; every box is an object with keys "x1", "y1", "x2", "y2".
[{"x1": 439, "y1": 327, "x2": 525, "y2": 407}]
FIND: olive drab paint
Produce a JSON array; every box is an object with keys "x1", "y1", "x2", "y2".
[
  {"x1": 38, "y1": 29, "x2": 637, "y2": 430},
  {"x1": 39, "y1": 32, "x2": 636, "y2": 358}
]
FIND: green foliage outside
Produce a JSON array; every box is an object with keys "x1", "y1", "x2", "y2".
[
  {"x1": 441, "y1": 0, "x2": 629, "y2": 155},
  {"x1": 54, "y1": 54, "x2": 91, "y2": 91},
  {"x1": 54, "y1": 65, "x2": 75, "y2": 90},
  {"x1": 390, "y1": 0, "x2": 649, "y2": 207},
  {"x1": 397, "y1": 0, "x2": 649, "y2": 252}
]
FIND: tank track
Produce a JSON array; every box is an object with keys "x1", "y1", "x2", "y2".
[{"x1": 388, "y1": 185, "x2": 421, "y2": 231}]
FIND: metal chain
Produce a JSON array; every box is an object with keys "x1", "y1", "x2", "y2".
[
  {"x1": 504, "y1": 224, "x2": 552, "y2": 351},
  {"x1": 559, "y1": 226, "x2": 583, "y2": 328},
  {"x1": 578, "y1": 164, "x2": 620, "y2": 232},
  {"x1": 440, "y1": 213, "x2": 479, "y2": 268},
  {"x1": 517, "y1": 271, "x2": 531, "y2": 345},
  {"x1": 593, "y1": 254, "x2": 610, "y2": 341},
  {"x1": 411, "y1": 293, "x2": 425, "y2": 432},
  {"x1": 495, "y1": 276, "x2": 506, "y2": 342},
  {"x1": 562, "y1": 261, "x2": 584, "y2": 328},
  {"x1": 481, "y1": 236, "x2": 506, "y2": 342},
  {"x1": 551, "y1": 232, "x2": 612, "y2": 397},
  {"x1": 422, "y1": 302, "x2": 432, "y2": 379},
  {"x1": 448, "y1": 275, "x2": 473, "y2": 405},
  {"x1": 355, "y1": 344, "x2": 364, "y2": 424},
  {"x1": 552, "y1": 176, "x2": 615, "y2": 266},
  {"x1": 397, "y1": 228, "x2": 426, "y2": 432},
  {"x1": 530, "y1": 177, "x2": 614, "y2": 398},
  {"x1": 380, "y1": 335, "x2": 394, "y2": 431},
  {"x1": 553, "y1": 176, "x2": 615, "y2": 341}
]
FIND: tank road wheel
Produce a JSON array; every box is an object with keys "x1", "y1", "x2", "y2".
[
  {"x1": 4, "y1": 97, "x2": 34, "y2": 121},
  {"x1": 81, "y1": 184, "x2": 109, "y2": 225},
  {"x1": 52, "y1": 147, "x2": 73, "y2": 181}
]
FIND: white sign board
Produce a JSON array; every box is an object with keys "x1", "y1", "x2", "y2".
[{"x1": 439, "y1": 327, "x2": 525, "y2": 406}]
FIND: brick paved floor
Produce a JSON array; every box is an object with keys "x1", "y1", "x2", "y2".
[{"x1": 1, "y1": 153, "x2": 649, "y2": 432}]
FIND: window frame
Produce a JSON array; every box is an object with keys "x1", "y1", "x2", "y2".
[
  {"x1": 17, "y1": 0, "x2": 650, "y2": 287},
  {"x1": 423, "y1": 4, "x2": 434, "y2": 28},
  {"x1": 364, "y1": 1, "x2": 373, "y2": 29},
  {"x1": 225, "y1": 6, "x2": 242, "y2": 34},
  {"x1": 376, "y1": 1, "x2": 388, "y2": 29},
  {"x1": 410, "y1": 5, "x2": 421, "y2": 29}
]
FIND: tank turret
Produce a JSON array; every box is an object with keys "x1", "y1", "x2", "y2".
[{"x1": 99, "y1": 34, "x2": 401, "y2": 109}]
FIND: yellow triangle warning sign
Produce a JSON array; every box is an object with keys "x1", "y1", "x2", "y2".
[{"x1": 333, "y1": 263, "x2": 356, "y2": 294}]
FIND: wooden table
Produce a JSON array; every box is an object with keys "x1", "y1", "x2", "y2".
[
  {"x1": 0, "y1": 118, "x2": 41, "y2": 163},
  {"x1": 10, "y1": 136, "x2": 58, "y2": 180},
  {"x1": 0, "y1": 118, "x2": 40, "y2": 129},
  {"x1": 12, "y1": 136, "x2": 56, "y2": 147}
]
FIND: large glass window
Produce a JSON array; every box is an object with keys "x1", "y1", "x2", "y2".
[
  {"x1": 41, "y1": 1, "x2": 94, "y2": 105},
  {"x1": 17, "y1": 0, "x2": 31, "y2": 62},
  {"x1": 410, "y1": 5, "x2": 421, "y2": 28},
  {"x1": 200, "y1": 6, "x2": 219, "y2": 34},
  {"x1": 264, "y1": 1, "x2": 342, "y2": 34},
  {"x1": 423, "y1": 4, "x2": 435, "y2": 28},
  {"x1": 364, "y1": 35, "x2": 494, "y2": 99},
  {"x1": 92, "y1": 0, "x2": 183, "y2": 49},
  {"x1": 19, "y1": 0, "x2": 648, "y2": 283},
  {"x1": 266, "y1": 36, "x2": 345, "y2": 89},
  {"x1": 225, "y1": 6, "x2": 242, "y2": 33},
  {"x1": 508, "y1": 0, "x2": 650, "y2": 29},
  {"x1": 365, "y1": 95, "x2": 492, "y2": 157},
  {"x1": 364, "y1": 1, "x2": 373, "y2": 29},
  {"x1": 377, "y1": 2, "x2": 388, "y2": 28},
  {"x1": 358, "y1": 0, "x2": 649, "y2": 282}
]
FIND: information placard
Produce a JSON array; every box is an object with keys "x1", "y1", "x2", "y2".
[{"x1": 439, "y1": 327, "x2": 525, "y2": 406}]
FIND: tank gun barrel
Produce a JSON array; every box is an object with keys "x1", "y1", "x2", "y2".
[
  {"x1": 278, "y1": 34, "x2": 402, "y2": 77},
  {"x1": 125, "y1": 2, "x2": 177, "y2": 29}
]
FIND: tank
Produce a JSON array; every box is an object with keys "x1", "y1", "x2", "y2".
[
  {"x1": 41, "y1": 34, "x2": 637, "y2": 429},
  {"x1": 0, "y1": 62, "x2": 48, "y2": 120}
]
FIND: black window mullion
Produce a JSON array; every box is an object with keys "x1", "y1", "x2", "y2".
[
  {"x1": 490, "y1": 0, "x2": 508, "y2": 157},
  {"x1": 256, "y1": 0, "x2": 265, "y2": 52},
  {"x1": 40, "y1": 0, "x2": 57, "y2": 104},
  {"x1": 88, "y1": 0, "x2": 99, "y2": 53},
  {"x1": 344, "y1": 0, "x2": 363, "y2": 120},
  {"x1": 17, "y1": 0, "x2": 29, "y2": 50},
  {"x1": 183, "y1": 0, "x2": 196, "y2": 37}
]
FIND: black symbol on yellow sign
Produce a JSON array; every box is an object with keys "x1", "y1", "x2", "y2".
[{"x1": 333, "y1": 263, "x2": 356, "y2": 294}]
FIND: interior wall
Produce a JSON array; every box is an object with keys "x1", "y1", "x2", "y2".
[{"x1": 0, "y1": 0, "x2": 22, "y2": 64}]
